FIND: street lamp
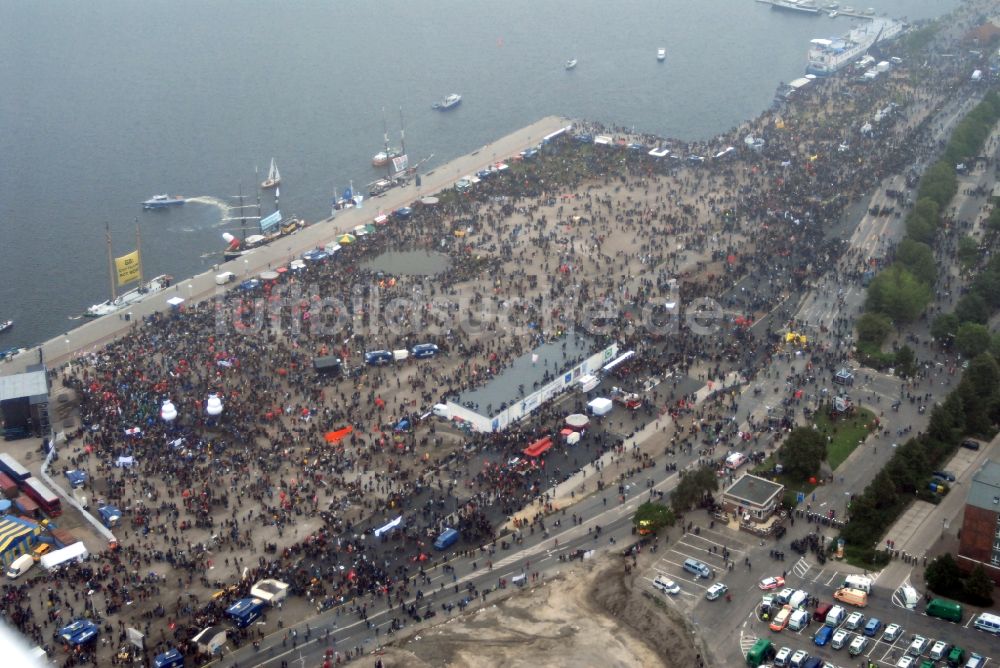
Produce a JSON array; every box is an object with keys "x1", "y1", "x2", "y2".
[{"x1": 64, "y1": 337, "x2": 70, "y2": 360}]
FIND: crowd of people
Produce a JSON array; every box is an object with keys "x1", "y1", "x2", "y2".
[{"x1": 2, "y1": 5, "x2": 993, "y2": 664}]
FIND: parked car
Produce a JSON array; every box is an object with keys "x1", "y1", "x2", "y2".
[
  {"x1": 907, "y1": 635, "x2": 928, "y2": 656},
  {"x1": 770, "y1": 605, "x2": 793, "y2": 631},
  {"x1": 845, "y1": 611, "x2": 865, "y2": 630},
  {"x1": 653, "y1": 576, "x2": 680, "y2": 595},
  {"x1": 932, "y1": 471, "x2": 956, "y2": 482},
  {"x1": 759, "y1": 576, "x2": 786, "y2": 591},
  {"x1": 705, "y1": 582, "x2": 728, "y2": 601},
  {"x1": 960, "y1": 439, "x2": 980, "y2": 450},
  {"x1": 863, "y1": 617, "x2": 882, "y2": 637},
  {"x1": 882, "y1": 623, "x2": 903, "y2": 642}
]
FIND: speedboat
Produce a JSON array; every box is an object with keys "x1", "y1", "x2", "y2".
[
  {"x1": 433, "y1": 93, "x2": 462, "y2": 110},
  {"x1": 142, "y1": 194, "x2": 185, "y2": 209},
  {"x1": 0, "y1": 320, "x2": 11, "y2": 334},
  {"x1": 565, "y1": 59, "x2": 577, "y2": 70},
  {"x1": 657, "y1": 48, "x2": 666, "y2": 61},
  {"x1": 829, "y1": 10, "x2": 838, "y2": 16}
]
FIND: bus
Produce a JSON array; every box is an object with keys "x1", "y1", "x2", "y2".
[
  {"x1": 0, "y1": 453, "x2": 31, "y2": 482},
  {"x1": 20, "y1": 478, "x2": 61, "y2": 516}
]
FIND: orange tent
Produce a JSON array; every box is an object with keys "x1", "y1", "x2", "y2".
[{"x1": 324, "y1": 426, "x2": 354, "y2": 443}]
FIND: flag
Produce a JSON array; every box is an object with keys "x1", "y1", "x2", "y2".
[
  {"x1": 115, "y1": 250, "x2": 141, "y2": 286},
  {"x1": 392, "y1": 154, "x2": 409, "y2": 174},
  {"x1": 353, "y1": 194, "x2": 364, "y2": 209}
]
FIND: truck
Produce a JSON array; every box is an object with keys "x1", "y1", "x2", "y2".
[
  {"x1": 746, "y1": 638, "x2": 775, "y2": 667},
  {"x1": 98, "y1": 505, "x2": 122, "y2": 528},
  {"x1": 225, "y1": 597, "x2": 265, "y2": 628},
  {"x1": 610, "y1": 387, "x2": 642, "y2": 410},
  {"x1": 39, "y1": 541, "x2": 89, "y2": 571},
  {"x1": 6, "y1": 553, "x2": 35, "y2": 579},
  {"x1": 433, "y1": 528, "x2": 460, "y2": 550}
]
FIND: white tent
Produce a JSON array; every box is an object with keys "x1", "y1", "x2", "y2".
[
  {"x1": 250, "y1": 579, "x2": 289, "y2": 605},
  {"x1": 166, "y1": 296, "x2": 185, "y2": 307},
  {"x1": 588, "y1": 397, "x2": 613, "y2": 416},
  {"x1": 116, "y1": 455, "x2": 135, "y2": 468},
  {"x1": 373, "y1": 515, "x2": 404, "y2": 538}
]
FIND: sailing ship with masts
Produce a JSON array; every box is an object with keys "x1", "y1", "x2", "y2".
[{"x1": 85, "y1": 223, "x2": 172, "y2": 318}]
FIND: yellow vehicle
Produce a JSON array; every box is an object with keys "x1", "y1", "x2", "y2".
[{"x1": 31, "y1": 543, "x2": 52, "y2": 561}]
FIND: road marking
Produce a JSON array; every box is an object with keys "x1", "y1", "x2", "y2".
[{"x1": 792, "y1": 557, "x2": 811, "y2": 578}]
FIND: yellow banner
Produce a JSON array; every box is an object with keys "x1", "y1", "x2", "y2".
[{"x1": 115, "y1": 250, "x2": 141, "y2": 286}]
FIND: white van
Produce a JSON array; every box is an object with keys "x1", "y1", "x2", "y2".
[
  {"x1": 725, "y1": 452, "x2": 747, "y2": 469},
  {"x1": 843, "y1": 575, "x2": 872, "y2": 594},
  {"x1": 825, "y1": 605, "x2": 846, "y2": 627},
  {"x1": 788, "y1": 589, "x2": 809, "y2": 610},
  {"x1": 6, "y1": 554, "x2": 34, "y2": 579},
  {"x1": 849, "y1": 635, "x2": 868, "y2": 656},
  {"x1": 788, "y1": 609, "x2": 810, "y2": 631},
  {"x1": 215, "y1": 271, "x2": 236, "y2": 285},
  {"x1": 973, "y1": 611, "x2": 1000, "y2": 634},
  {"x1": 831, "y1": 628, "x2": 849, "y2": 649}
]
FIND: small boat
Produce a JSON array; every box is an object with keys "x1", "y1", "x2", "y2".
[
  {"x1": 142, "y1": 194, "x2": 185, "y2": 209},
  {"x1": 829, "y1": 10, "x2": 838, "y2": 16},
  {"x1": 657, "y1": 48, "x2": 666, "y2": 61},
  {"x1": 261, "y1": 158, "x2": 281, "y2": 189},
  {"x1": 565, "y1": 59, "x2": 577, "y2": 70},
  {"x1": 372, "y1": 149, "x2": 399, "y2": 167},
  {"x1": 433, "y1": 93, "x2": 462, "y2": 110},
  {"x1": 85, "y1": 275, "x2": 173, "y2": 317},
  {"x1": 0, "y1": 320, "x2": 11, "y2": 334}
]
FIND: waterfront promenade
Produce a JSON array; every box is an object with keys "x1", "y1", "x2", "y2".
[{"x1": 0, "y1": 115, "x2": 570, "y2": 376}]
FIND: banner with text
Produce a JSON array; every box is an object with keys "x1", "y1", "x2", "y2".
[{"x1": 115, "y1": 250, "x2": 141, "y2": 286}]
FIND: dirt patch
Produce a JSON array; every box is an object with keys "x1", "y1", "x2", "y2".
[{"x1": 377, "y1": 554, "x2": 702, "y2": 667}]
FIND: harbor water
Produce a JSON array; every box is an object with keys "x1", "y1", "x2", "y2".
[{"x1": 0, "y1": 0, "x2": 959, "y2": 348}]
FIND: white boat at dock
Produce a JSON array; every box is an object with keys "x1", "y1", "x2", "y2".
[{"x1": 85, "y1": 275, "x2": 173, "y2": 318}]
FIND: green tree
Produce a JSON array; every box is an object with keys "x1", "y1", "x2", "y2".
[
  {"x1": 964, "y1": 564, "x2": 995, "y2": 606},
  {"x1": 894, "y1": 346, "x2": 916, "y2": 377},
  {"x1": 865, "y1": 265, "x2": 932, "y2": 324},
  {"x1": 670, "y1": 466, "x2": 718, "y2": 515},
  {"x1": 930, "y1": 313, "x2": 960, "y2": 344},
  {"x1": 778, "y1": 427, "x2": 827, "y2": 481},
  {"x1": 958, "y1": 235, "x2": 980, "y2": 270},
  {"x1": 896, "y1": 239, "x2": 937, "y2": 285},
  {"x1": 956, "y1": 323, "x2": 991, "y2": 359},
  {"x1": 925, "y1": 553, "x2": 964, "y2": 596},
  {"x1": 856, "y1": 312, "x2": 893, "y2": 346},
  {"x1": 633, "y1": 502, "x2": 676, "y2": 534},
  {"x1": 927, "y1": 393, "x2": 965, "y2": 443},
  {"x1": 955, "y1": 292, "x2": 989, "y2": 325}
]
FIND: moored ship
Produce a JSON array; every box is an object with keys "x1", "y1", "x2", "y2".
[{"x1": 806, "y1": 18, "x2": 903, "y2": 76}]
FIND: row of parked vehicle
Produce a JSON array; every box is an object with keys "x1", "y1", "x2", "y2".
[
  {"x1": 364, "y1": 343, "x2": 440, "y2": 365},
  {"x1": 751, "y1": 592, "x2": 997, "y2": 668}
]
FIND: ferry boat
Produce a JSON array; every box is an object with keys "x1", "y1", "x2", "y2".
[
  {"x1": 771, "y1": 0, "x2": 821, "y2": 14},
  {"x1": 261, "y1": 158, "x2": 281, "y2": 189},
  {"x1": 433, "y1": 94, "x2": 462, "y2": 110},
  {"x1": 0, "y1": 320, "x2": 11, "y2": 334},
  {"x1": 85, "y1": 275, "x2": 173, "y2": 317},
  {"x1": 657, "y1": 48, "x2": 666, "y2": 61},
  {"x1": 565, "y1": 59, "x2": 578, "y2": 70},
  {"x1": 142, "y1": 194, "x2": 185, "y2": 210},
  {"x1": 806, "y1": 18, "x2": 903, "y2": 76}
]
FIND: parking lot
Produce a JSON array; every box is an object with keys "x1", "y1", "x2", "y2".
[{"x1": 636, "y1": 526, "x2": 997, "y2": 668}]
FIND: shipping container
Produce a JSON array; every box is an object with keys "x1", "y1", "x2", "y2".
[
  {"x1": 0, "y1": 454, "x2": 31, "y2": 482},
  {"x1": 19, "y1": 478, "x2": 61, "y2": 516}
]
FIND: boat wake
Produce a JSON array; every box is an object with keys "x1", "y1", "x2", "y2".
[{"x1": 185, "y1": 196, "x2": 233, "y2": 217}]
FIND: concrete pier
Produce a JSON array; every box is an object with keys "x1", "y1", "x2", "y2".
[{"x1": 0, "y1": 115, "x2": 571, "y2": 375}]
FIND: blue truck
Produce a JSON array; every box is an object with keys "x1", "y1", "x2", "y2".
[
  {"x1": 98, "y1": 505, "x2": 122, "y2": 528},
  {"x1": 153, "y1": 648, "x2": 185, "y2": 668},
  {"x1": 64, "y1": 470, "x2": 88, "y2": 488},
  {"x1": 226, "y1": 598, "x2": 265, "y2": 628},
  {"x1": 434, "y1": 528, "x2": 460, "y2": 551}
]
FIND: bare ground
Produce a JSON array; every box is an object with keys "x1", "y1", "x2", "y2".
[{"x1": 375, "y1": 553, "x2": 703, "y2": 668}]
